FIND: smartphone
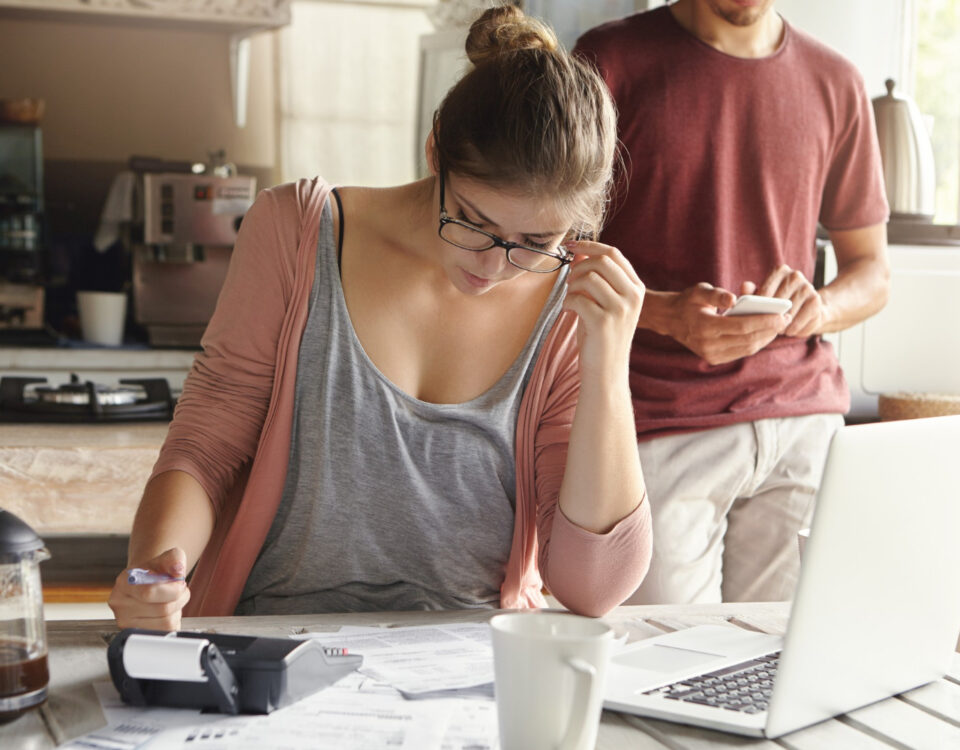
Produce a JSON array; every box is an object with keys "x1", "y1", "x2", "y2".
[{"x1": 723, "y1": 294, "x2": 792, "y2": 316}]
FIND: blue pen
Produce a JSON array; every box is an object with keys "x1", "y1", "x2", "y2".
[{"x1": 127, "y1": 567, "x2": 186, "y2": 585}]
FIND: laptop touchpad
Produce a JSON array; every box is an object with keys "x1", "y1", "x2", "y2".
[{"x1": 615, "y1": 644, "x2": 723, "y2": 672}]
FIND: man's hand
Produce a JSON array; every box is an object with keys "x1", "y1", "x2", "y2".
[
  {"x1": 665, "y1": 282, "x2": 791, "y2": 365},
  {"x1": 749, "y1": 265, "x2": 831, "y2": 338}
]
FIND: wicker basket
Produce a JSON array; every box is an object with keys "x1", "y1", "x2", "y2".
[{"x1": 878, "y1": 392, "x2": 960, "y2": 421}]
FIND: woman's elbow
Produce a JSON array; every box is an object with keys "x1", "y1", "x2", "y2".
[{"x1": 544, "y1": 550, "x2": 652, "y2": 618}]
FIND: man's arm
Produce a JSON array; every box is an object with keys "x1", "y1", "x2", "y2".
[
  {"x1": 632, "y1": 222, "x2": 888, "y2": 362},
  {"x1": 818, "y1": 223, "x2": 890, "y2": 332}
]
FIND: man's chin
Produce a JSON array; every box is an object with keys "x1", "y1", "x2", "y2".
[
  {"x1": 720, "y1": 9, "x2": 764, "y2": 26},
  {"x1": 709, "y1": 0, "x2": 771, "y2": 27}
]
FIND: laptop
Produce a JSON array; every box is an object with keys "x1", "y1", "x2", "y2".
[{"x1": 604, "y1": 415, "x2": 960, "y2": 738}]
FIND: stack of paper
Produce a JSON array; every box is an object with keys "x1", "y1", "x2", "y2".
[{"x1": 62, "y1": 623, "x2": 501, "y2": 750}]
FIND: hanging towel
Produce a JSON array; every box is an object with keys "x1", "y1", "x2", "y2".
[{"x1": 93, "y1": 171, "x2": 137, "y2": 252}]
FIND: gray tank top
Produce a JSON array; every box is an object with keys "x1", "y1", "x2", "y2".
[{"x1": 237, "y1": 196, "x2": 567, "y2": 614}]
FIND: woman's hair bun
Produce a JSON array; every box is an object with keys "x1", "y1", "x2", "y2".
[{"x1": 465, "y1": 4, "x2": 559, "y2": 66}]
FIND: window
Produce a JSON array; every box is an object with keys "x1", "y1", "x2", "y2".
[
  {"x1": 277, "y1": 1, "x2": 434, "y2": 186},
  {"x1": 912, "y1": 0, "x2": 960, "y2": 224}
]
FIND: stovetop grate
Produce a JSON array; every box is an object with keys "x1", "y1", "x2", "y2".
[{"x1": 0, "y1": 376, "x2": 175, "y2": 423}]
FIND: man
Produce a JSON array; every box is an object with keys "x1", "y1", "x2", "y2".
[{"x1": 574, "y1": 0, "x2": 890, "y2": 604}]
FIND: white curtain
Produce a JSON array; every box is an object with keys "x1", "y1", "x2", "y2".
[{"x1": 278, "y1": 0, "x2": 436, "y2": 186}]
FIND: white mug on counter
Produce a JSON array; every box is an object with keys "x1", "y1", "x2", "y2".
[
  {"x1": 490, "y1": 611, "x2": 613, "y2": 750},
  {"x1": 77, "y1": 291, "x2": 126, "y2": 346}
]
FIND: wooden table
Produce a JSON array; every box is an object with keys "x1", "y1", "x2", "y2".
[{"x1": 4, "y1": 603, "x2": 959, "y2": 749}]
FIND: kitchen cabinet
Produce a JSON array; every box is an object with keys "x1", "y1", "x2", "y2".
[
  {"x1": 0, "y1": 0, "x2": 290, "y2": 34},
  {"x1": 824, "y1": 242, "x2": 960, "y2": 418},
  {"x1": 0, "y1": 0, "x2": 291, "y2": 127}
]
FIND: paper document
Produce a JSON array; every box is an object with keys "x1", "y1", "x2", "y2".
[
  {"x1": 56, "y1": 681, "x2": 230, "y2": 750},
  {"x1": 295, "y1": 622, "x2": 496, "y2": 695},
  {"x1": 158, "y1": 688, "x2": 450, "y2": 750},
  {"x1": 69, "y1": 636, "x2": 499, "y2": 750}
]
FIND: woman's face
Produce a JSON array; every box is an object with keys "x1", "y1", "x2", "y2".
[{"x1": 438, "y1": 173, "x2": 573, "y2": 296}]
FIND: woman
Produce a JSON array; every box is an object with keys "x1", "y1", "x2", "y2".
[{"x1": 109, "y1": 5, "x2": 651, "y2": 630}]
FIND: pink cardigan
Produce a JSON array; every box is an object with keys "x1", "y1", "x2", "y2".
[{"x1": 152, "y1": 178, "x2": 651, "y2": 618}]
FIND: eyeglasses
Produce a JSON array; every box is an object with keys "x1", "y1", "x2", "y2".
[{"x1": 437, "y1": 172, "x2": 573, "y2": 274}]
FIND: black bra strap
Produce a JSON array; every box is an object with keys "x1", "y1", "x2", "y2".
[{"x1": 331, "y1": 187, "x2": 345, "y2": 273}]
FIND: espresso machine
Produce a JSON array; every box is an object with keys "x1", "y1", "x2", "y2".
[
  {"x1": 131, "y1": 171, "x2": 256, "y2": 347},
  {"x1": 0, "y1": 124, "x2": 46, "y2": 331}
]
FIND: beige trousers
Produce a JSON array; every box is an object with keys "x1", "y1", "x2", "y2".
[{"x1": 627, "y1": 413, "x2": 844, "y2": 605}]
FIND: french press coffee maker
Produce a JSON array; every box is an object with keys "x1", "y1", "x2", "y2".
[{"x1": 0, "y1": 509, "x2": 50, "y2": 724}]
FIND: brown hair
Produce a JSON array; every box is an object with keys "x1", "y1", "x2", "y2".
[{"x1": 432, "y1": 4, "x2": 618, "y2": 238}]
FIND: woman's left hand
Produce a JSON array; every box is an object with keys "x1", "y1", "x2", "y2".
[{"x1": 561, "y1": 241, "x2": 645, "y2": 380}]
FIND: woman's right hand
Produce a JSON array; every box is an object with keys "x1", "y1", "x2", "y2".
[{"x1": 108, "y1": 547, "x2": 191, "y2": 631}]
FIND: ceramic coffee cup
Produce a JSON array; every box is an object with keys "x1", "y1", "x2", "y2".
[
  {"x1": 489, "y1": 611, "x2": 613, "y2": 750},
  {"x1": 77, "y1": 291, "x2": 126, "y2": 346}
]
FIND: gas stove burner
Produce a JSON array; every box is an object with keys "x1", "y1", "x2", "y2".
[
  {"x1": 0, "y1": 374, "x2": 175, "y2": 423},
  {"x1": 33, "y1": 374, "x2": 143, "y2": 407}
]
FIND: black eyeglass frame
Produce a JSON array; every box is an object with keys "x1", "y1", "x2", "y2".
[{"x1": 436, "y1": 172, "x2": 574, "y2": 274}]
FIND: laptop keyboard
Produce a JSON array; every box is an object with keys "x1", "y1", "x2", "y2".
[{"x1": 642, "y1": 652, "x2": 780, "y2": 714}]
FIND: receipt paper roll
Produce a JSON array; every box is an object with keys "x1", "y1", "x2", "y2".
[{"x1": 122, "y1": 634, "x2": 210, "y2": 682}]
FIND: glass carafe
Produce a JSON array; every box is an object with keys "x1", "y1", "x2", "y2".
[{"x1": 0, "y1": 509, "x2": 50, "y2": 724}]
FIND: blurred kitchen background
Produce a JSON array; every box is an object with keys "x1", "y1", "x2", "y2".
[{"x1": 0, "y1": 0, "x2": 958, "y2": 616}]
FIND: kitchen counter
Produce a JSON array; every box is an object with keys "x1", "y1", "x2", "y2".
[
  {"x1": 0, "y1": 423, "x2": 168, "y2": 535},
  {"x1": 1, "y1": 422, "x2": 168, "y2": 447}
]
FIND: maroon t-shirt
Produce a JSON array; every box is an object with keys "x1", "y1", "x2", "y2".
[{"x1": 575, "y1": 7, "x2": 888, "y2": 440}]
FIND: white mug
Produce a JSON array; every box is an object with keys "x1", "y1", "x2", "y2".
[
  {"x1": 77, "y1": 291, "x2": 126, "y2": 346},
  {"x1": 490, "y1": 612, "x2": 613, "y2": 750}
]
